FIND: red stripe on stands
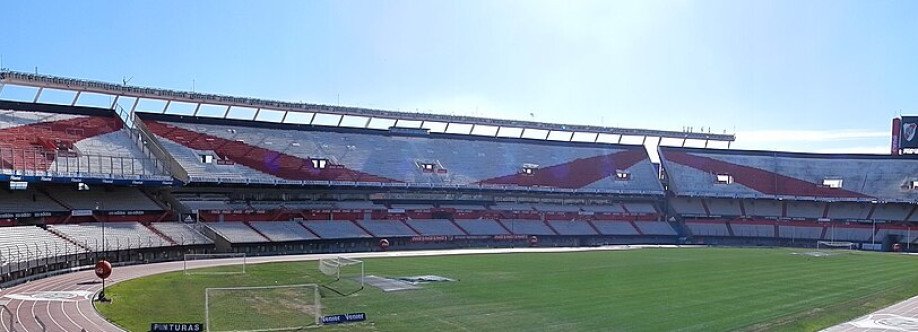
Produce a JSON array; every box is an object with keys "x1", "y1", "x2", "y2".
[
  {"x1": 663, "y1": 151, "x2": 872, "y2": 199},
  {"x1": 0, "y1": 116, "x2": 122, "y2": 171},
  {"x1": 476, "y1": 148, "x2": 649, "y2": 189},
  {"x1": 145, "y1": 120, "x2": 401, "y2": 183}
]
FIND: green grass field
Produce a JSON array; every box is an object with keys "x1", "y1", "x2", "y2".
[{"x1": 96, "y1": 248, "x2": 918, "y2": 331}]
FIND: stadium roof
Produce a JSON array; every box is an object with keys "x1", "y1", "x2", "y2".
[{"x1": 0, "y1": 70, "x2": 735, "y2": 146}]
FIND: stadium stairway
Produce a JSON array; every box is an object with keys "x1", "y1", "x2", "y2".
[
  {"x1": 627, "y1": 221, "x2": 645, "y2": 235},
  {"x1": 350, "y1": 220, "x2": 377, "y2": 237},
  {"x1": 585, "y1": 220, "x2": 603, "y2": 235},
  {"x1": 541, "y1": 219, "x2": 561, "y2": 236},
  {"x1": 295, "y1": 222, "x2": 321, "y2": 238},
  {"x1": 241, "y1": 221, "x2": 272, "y2": 241},
  {"x1": 143, "y1": 223, "x2": 177, "y2": 245},
  {"x1": 45, "y1": 227, "x2": 93, "y2": 252},
  {"x1": 661, "y1": 200, "x2": 691, "y2": 237},
  {"x1": 725, "y1": 221, "x2": 736, "y2": 237},
  {"x1": 36, "y1": 187, "x2": 72, "y2": 211},
  {"x1": 399, "y1": 220, "x2": 423, "y2": 236},
  {"x1": 139, "y1": 189, "x2": 171, "y2": 211},
  {"x1": 494, "y1": 219, "x2": 514, "y2": 234},
  {"x1": 448, "y1": 219, "x2": 471, "y2": 236}
]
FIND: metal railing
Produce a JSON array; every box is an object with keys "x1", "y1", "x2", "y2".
[{"x1": 0, "y1": 146, "x2": 172, "y2": 180}]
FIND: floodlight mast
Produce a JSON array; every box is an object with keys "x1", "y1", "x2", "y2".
[{"x1": 0, "y1": 70, "x2": 736, "y2": 147}]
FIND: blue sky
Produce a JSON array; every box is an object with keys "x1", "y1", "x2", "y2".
[{"x1": 2, "y1": 0, "x2": 917, "y2": 153}]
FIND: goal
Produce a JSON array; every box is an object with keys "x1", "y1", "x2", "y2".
[
  {"x1": 184, "y1": 253, "x2": 247, "y2": 275},
  {"x1": 816, "y1": 241, "x2": 857, "y2": 250},
  {"x1": 318, "y1": 257, "x2": 365, "y2": 296},
  {"x1": 205, "y1": 284, "x2": 321, "y2": 332}
]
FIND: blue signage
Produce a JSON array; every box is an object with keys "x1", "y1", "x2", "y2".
[
  {"x1": 321, "y1": 313, "x2": 367, "y2": 324},
  {"x1": 150, "y1": 323, "x2": 203, "y2": 331}
]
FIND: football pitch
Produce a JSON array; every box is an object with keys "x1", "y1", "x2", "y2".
[{"x1": 96, "y1": 247, "x2": 918, "y2": 331}]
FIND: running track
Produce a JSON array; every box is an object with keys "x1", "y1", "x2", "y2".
[{"x1": 0, "y1": 246, "x2": 911, "y2": 332}]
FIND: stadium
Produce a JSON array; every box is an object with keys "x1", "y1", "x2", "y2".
[{"x1": 0, "y1": 70, "x2": 917, "y2": 332}]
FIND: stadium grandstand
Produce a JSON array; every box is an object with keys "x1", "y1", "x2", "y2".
[{"x1": 0, "y1": 70, "x2": 917, "y2": 289}]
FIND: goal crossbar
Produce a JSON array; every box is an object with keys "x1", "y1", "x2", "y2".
[{"x1": 816, "y1": 241, "x2": 857, "y2": 250}]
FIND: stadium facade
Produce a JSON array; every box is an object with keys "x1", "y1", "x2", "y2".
[{"x1": 1, "y1": 71, "x2": 917, "y2": 286}]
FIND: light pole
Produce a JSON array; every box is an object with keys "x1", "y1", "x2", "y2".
[{"x1": 95, "y1": 200, "x2": 110, "y2": 302}]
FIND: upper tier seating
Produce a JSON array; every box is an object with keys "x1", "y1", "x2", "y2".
[
  {"x1": 143, "y1": 116, "x2": 664, "y2": 195},
  {"x1": 50, "y1": 222, "x2": 169, "y2": 250},
  {"x1": 204, "y1": 222, "x2": 267, "y2": 243},
  {"x1": 660, "y1": 146, "x2": 918, "y2": 202},
  {"x1": 580, "y1": 204, "x2": 626, "y2": 214},
  {"x1": 634, "y1": 221, "x2": 677, "y2": 235},
  {"x1": 591, "y1": 221, "x2": 640, "y2": 235},
  {"x1": 0, "y1": 226, "x2": 86, "y2": 264},
  {"x1": 46, "y1": 187, "x2": 161, "y2": 211},
  {"x1": 776, "y1": 224, "x2": 823, "y2": 239},
  {"x1": 669, "y1": 198, "x2": 707, "y2": 216},
  {"x1": 730, "y1": 223, "x2": 775, "y2": 237},
  {"x1": 149, "y1": 222, "x2": 213, "y2": 245},
  {"x1": 0, "y1": 190, "x2": 67, "y2": 213},
  {"x1": 499, "y1": 219, "x2": 556, "y2": 235},
  {"x1": 404, "y1": 219, "x2": 465, "y2": 236},
  {"x1": 440, "y1": 204, "x2": 488, "y2": 211},
  {"x1": 871, "y1": 204, "x2": 914, "y2": 221},
  {"x1": 685, "y1": 222, "x2": 730, "y2": 236},
  {"x1": 622, "y1": 202, "x2": 658, "y2": 214},
  {"x1": 532, "y1": 204, "x2": 581, "y2": 213},
  {"x1": 785, "y1": 202, "x2": 825, "y2": 219},
  {"x1": 491, "y1": 203, "x2": 535, "y2": 211},
  {"x1": 354, "y1": 220, "x2": 417, "y2": 237},
  {"x1": 705, "y1": 199, "x2": 742, "y2": 217},
  {"x1": 248, "y1": 221, "x2": 318, "y2": 242},
  {"x1": 826, "y1": 202, "x2": 872, "y2": 220},
  {"x1": 454, "y1": 219, "x2": 509, "y2": 235},
  {"x1": 546, "y1": 220, "x2": 597, "y2": 235},
  {"x1": 0, "y1": 108, "x2": 170, "y2": 181},
  {"x1": 300, "y1": 220, "x2": 370, "y2": 238},
  {"x1": 743, "y1": 200, "x2": 783, "y2": 218}
]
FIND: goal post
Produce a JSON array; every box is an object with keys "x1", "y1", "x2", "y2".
[
  {"x1": 184, "y1": 253, "x2": 247, "y2": 275},
  {"x1": 205, "y1": 284, "x2": 321, "y2": 332},
  {"x1": 318, "y1": 257, "x2": 365, "y2": 296},
  {"x1": 816, "y1": 241, "x2": 857, "y2": 250}
]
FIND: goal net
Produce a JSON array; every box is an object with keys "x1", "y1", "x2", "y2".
[
  {"x1": 184, "y1": 253, "x2": 247, "y2": 275},
  {"x1": 318, "y1": 257, "x2": 364, "y2": 296},
  {"x1": 205, "y1": 284, "x2": 321, "y2": 332},
  {"x1": 816, "y1": 241, "x2": 857, "y2": 250}
]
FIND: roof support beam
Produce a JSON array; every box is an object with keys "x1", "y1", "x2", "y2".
[
  {"x1": 32, "y1": 87, "x2": 43, "y2": 103},
  {"x1": 130, "y1": 97, "x2": 140, "y2": 113},
  {"x1": 109, "y1": 95, "x2": 120, "y2": 110},
  {"x1": 70, "y1": 91, "x2": 81, "y2": 106}
]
